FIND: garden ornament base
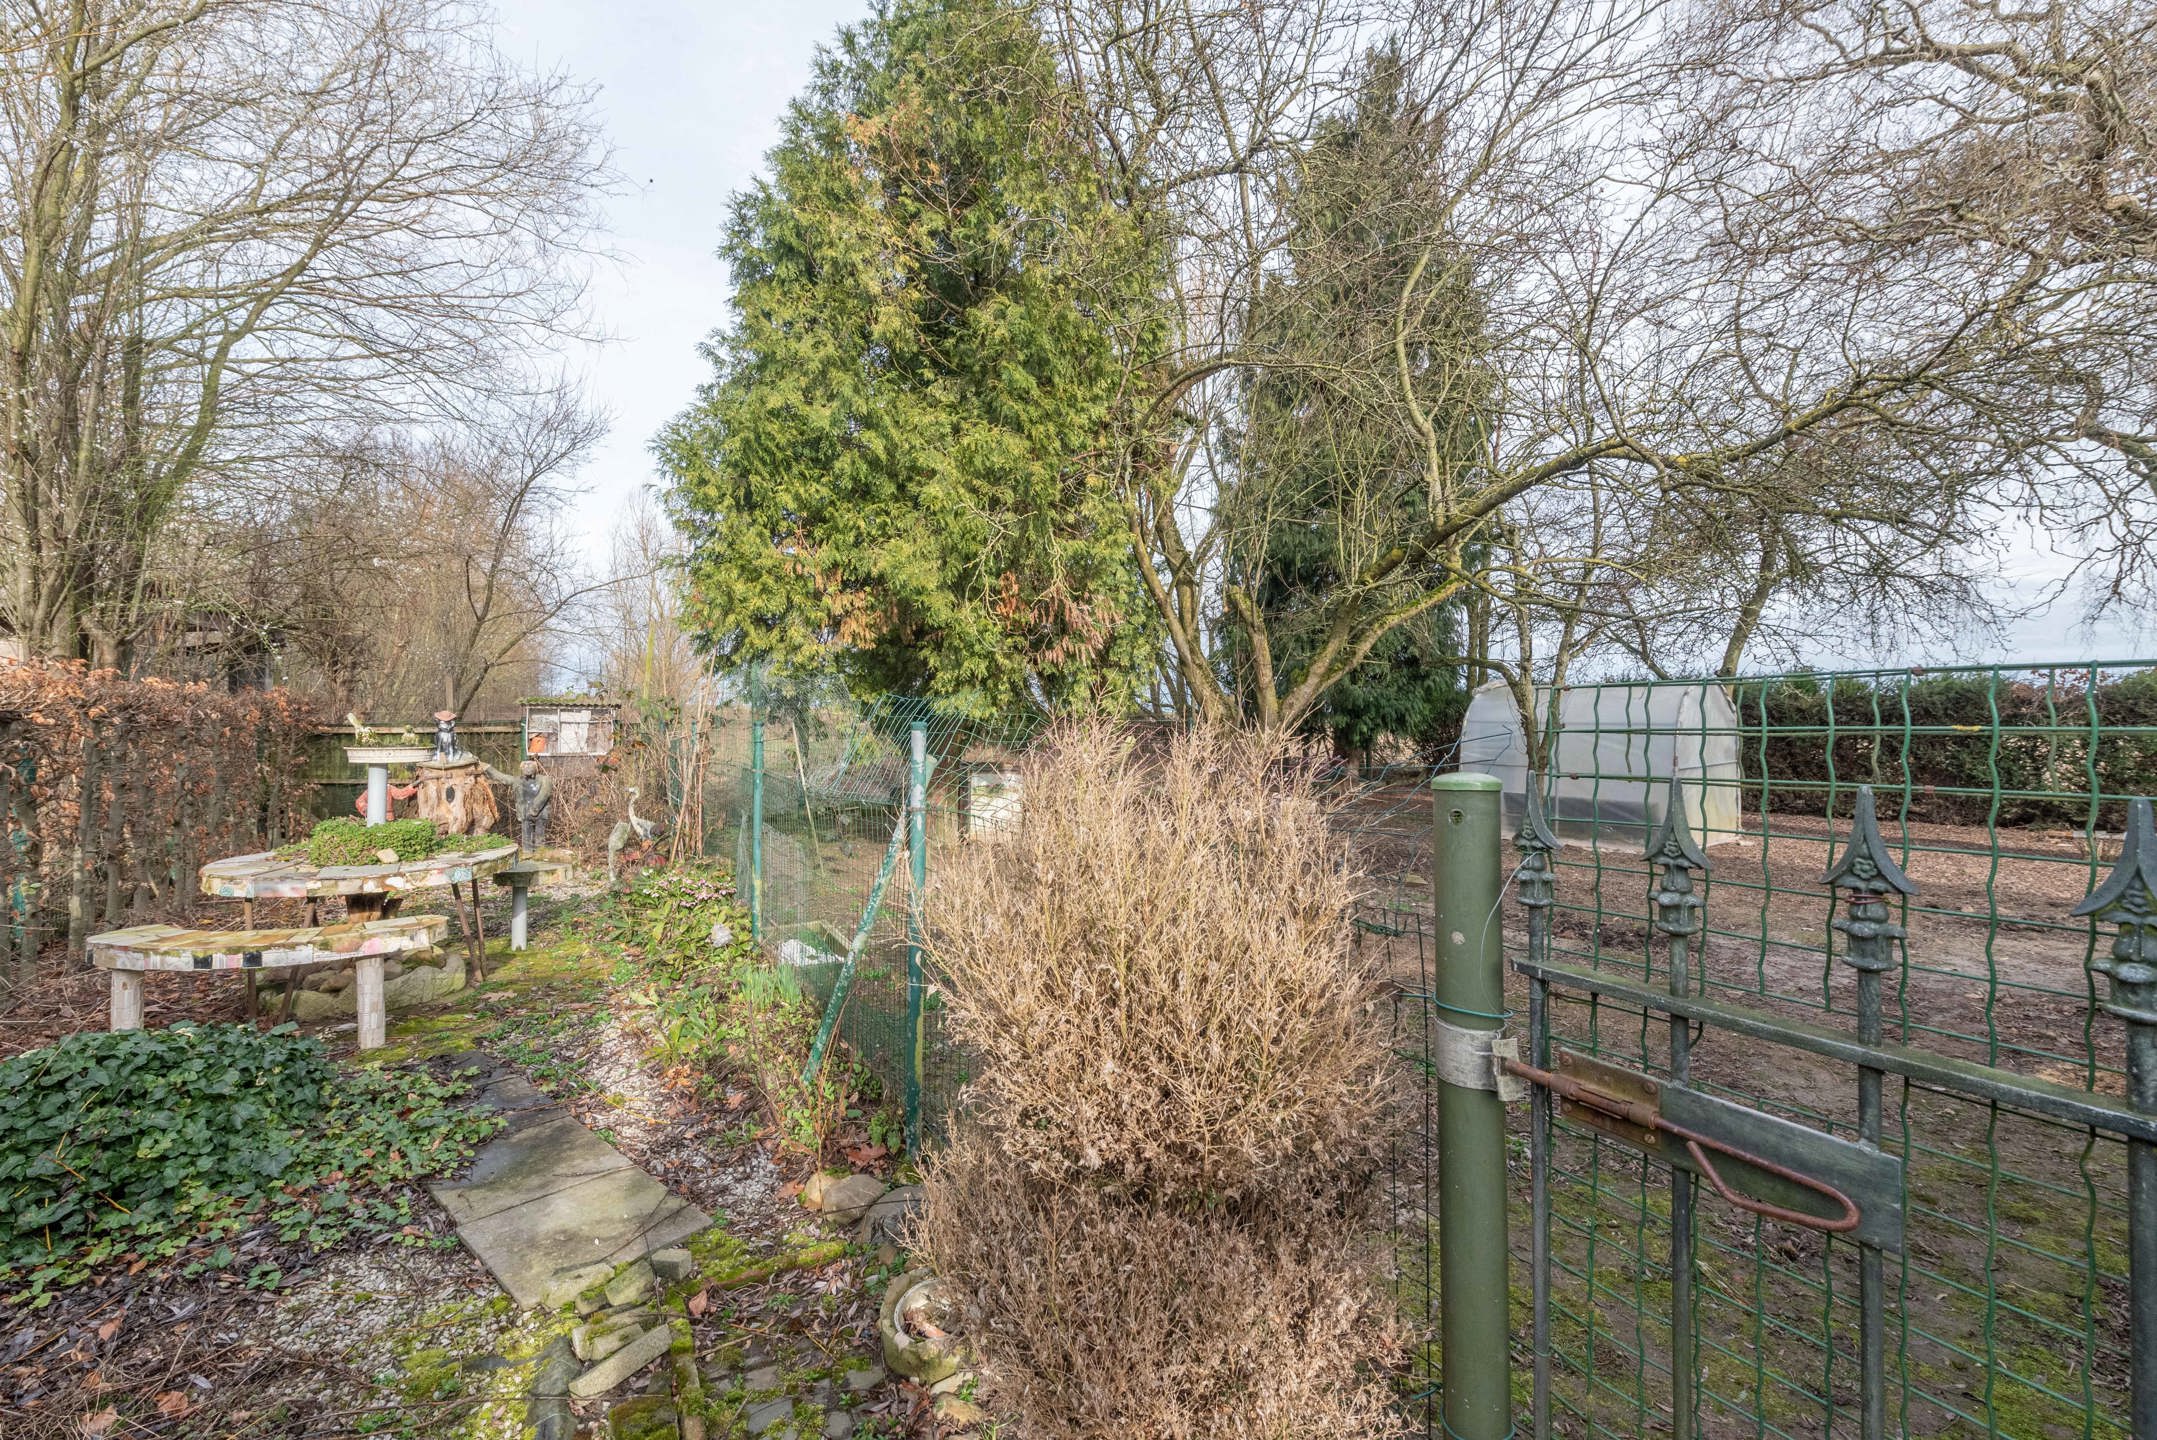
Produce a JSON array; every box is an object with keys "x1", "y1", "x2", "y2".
[{"x1": 878, "y1": 1270, "x2": 969, "y2": 1385}]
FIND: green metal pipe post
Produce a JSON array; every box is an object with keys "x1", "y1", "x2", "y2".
[
  {"x1": 1431, "y1": 772, "x2": 1514, "y2": 1440},
  {"x1": 749, "y1": 686, "x2": 764, "y2": 944},
  {"x1": 903, "y1": 720, "x2": 928, "y2": 1152}
]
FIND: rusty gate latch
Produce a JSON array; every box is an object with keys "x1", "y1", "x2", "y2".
[{"x1": 1501, "y1": 1050, "x2": 1870, "y2": 1238}]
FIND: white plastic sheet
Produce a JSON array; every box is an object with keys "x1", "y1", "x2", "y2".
[{"x1": 1456, "y1": 680, "x2": 1742, "y2": 846}]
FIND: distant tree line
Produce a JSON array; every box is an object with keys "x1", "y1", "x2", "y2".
[{"x1": 1, "y1": 0, "x2": 615, "y2": 717}]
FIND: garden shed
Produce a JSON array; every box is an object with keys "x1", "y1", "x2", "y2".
[
  {"x1": 1456, "y1": 678, "x2": 1743, "y2": 845},
  {"x1": 520, "y1": 696, "x2": 620, "y2": 775}
]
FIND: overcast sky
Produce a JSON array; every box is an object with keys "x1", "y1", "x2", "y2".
[
  {"x1": 497, "y1": 0, "x2": 870, "y2": 561},
  {"x1": 499, "y1": 1, "x2": 2148, "y2": 675}
]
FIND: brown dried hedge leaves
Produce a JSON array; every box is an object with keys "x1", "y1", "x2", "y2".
[{"x1": 916, "y1": 723, "x2": 1404, "y2": 1438}]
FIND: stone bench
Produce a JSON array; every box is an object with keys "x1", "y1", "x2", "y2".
[
  {"x1": 88, "y1": 914, "x2": 450, "y2": 1050},
  {"x1": 491, "y1": 858, "x2": 570, "y2": 951}
]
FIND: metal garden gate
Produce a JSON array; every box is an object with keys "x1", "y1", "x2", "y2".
[{"x1": 1421, "y1": 772, "x2": 2147, "y2": 1440}]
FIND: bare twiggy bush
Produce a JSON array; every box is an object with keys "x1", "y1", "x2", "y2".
[
  {"x1": 922, "y1": 723, "x2": 1395, "y2": 1203},
  {"x1": 918, "y1": 1125, "x2": 1402, "y2": 1440},
  {"x1": 916, "y1": 723, "x2": 1403, "y2": 1437}
]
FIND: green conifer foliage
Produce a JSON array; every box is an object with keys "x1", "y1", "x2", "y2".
[{"x1": 659, "y1": 0, "x2": 1162, "y2": 715}]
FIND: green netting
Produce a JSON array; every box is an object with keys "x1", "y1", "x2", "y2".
[
  {"x1": 1350, "y1": 660, "x2": 2143, "y2": 1440},
  {"x1": 721, "y1": 692, "x2": 1037, "y2": 1148}
]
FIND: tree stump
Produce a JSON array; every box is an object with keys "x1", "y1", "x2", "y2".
[{"x1": 413, "y1": 759, "x2": 500, "y2": 836}]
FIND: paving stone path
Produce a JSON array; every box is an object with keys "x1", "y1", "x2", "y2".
[
  {"x1": 428, "y1": 1055, "x2": 709, "y2": 1308},
  {"x1": 413, "y1": 1054, "x2": 978, "y2": 1438}
]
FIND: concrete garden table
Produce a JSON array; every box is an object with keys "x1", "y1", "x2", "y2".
[
  {"x1": 90, "y1": 914, "x2": 449, "y2": 1050},
  {"x1": 200, "y1": 841, "x2": 519, "y2": 984}
]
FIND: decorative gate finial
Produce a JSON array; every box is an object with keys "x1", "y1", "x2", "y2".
[
  {"x1": 1822, "y1": 786, "x2": 1915, "y2": 974},
  {"x1": 2074, "y1": 796, "x2": 2157, "y2": 1027},
  {"x1": 1646, "y1": 774, "x2": 1710, "y2": 939},
  {"x1": 1516, "y1": 778, "x2": 1559, "y2": 914}
]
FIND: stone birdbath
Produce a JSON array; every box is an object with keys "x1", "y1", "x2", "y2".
[{"x1": 344, "y1": 744, "x2": 433, "y2": 824}]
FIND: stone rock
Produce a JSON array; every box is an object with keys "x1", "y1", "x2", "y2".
[
  {"x1": 605, "y1": 1259, "x2": 656, "y2": 1307},
  {"x1": 529, "y1": 1337, "x2": 581, "y2": 1398},
  {"x1": 822, "y1": 1412, "x2": 855, "y2": 1440},
  {"x1": 799, "y1": 1171, "x2": 845, "y2": 1211},
  {"x1": 607, "y1": 1395, "x2": 680, "y2": 1440},
  {"x1": 808, "y1": 1378, "x2": 835, "y2": 1407},
  {"x1": 462, "y1": 1354, "x2": 515, "y2": 1374},
  {"x1": 933, "y1": 1396, "x2": 987, "y2": 1427},
  {"x1": 568, "y1": 1324, "x2": 674, "y2": 1399},
  {"x1": 650, "y1": 1247, "x2": 695, "y2": 1283},
  {"x1": 745, "y1": 1398, "x2": 794, "y2": 1435},
  {"x1": 744, "y1": 1364, "x2": 784, "y2": 1394},
  {"x1": 304, "y1": 968, "x2": 349, "y2": 993},
  {"x1": 842, "y1": 1364, "x2": 885, "y2": 1393},
  {"x1": 576, "y1": 1286, "x2": 609, "y2": 1317},
  {"x1": 575, "y1": 1323, "x2": 638, "y2": 1365},
  {"x1": 526, "y1": 1395, "x2": 574, "y2": 1440},
  {"x1": 850, "y1": 1185, "x2": 921, "y2": 1250},
  {"x1": 929, "y1": 1374, "x2": 966, "y2": 1397},
  {"x1": 380, "y1": 958, "x2": 406, "y2": 980},
  {"x1": 817, "y1": 1174, "x2": 887, "y2": 1226},
  {"x1": 540, "y1": 1262, "x2": 615, "y2": 1311},
  {"x1": 292, "y1": 946, "x2": 464, "y2": 1020}
]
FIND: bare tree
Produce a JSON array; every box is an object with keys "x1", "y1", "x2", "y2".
[
  {"x1": 592, "y1": 489, "x2": 699, "y2": 708},
  {"x1": 151, "y1": 389, "x2": 611, "y2": 717},
  {"x1": 1686, "y1": 0, "x2": 2157, "y2": 617},
  {"x1": 0, "y1": 0, "x2": 609, "y2": 666},
  {"x1": 1039, "y1": 0, "x2": 2153, "y2": 730}
]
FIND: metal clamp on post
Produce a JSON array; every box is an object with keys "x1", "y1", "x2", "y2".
[{"x1": 1432, "y1": 1015, "x2": 1530, "y2": 1101}]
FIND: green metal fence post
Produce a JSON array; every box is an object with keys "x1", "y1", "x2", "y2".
[
  {"x1": 904, "y1": 720, "x2": 928, "y2": 1153},
  {"x1": 749, "y1": 674, "x2": 764, "y2": 944},
  {"x1": 1431, "y1": 771, "x2": 1514, "y2": 1440}
]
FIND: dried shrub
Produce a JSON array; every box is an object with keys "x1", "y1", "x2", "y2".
[
  {"x1": 0, "y1": 660, "x2": 317, "y2": 959},
  {"x1": 916, "y1": 723, "x2": 1403, "y2": 1438}
]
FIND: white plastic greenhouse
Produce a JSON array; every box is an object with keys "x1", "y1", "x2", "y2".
[{"x1": 1456, "y1": 679, "x2": 1743, "y2": 846}]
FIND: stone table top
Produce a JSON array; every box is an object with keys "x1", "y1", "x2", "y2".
[
  {"x1": 199, "y1": 842, "x2": 520, "y2": 902},
  {"x1": 89, "y1": 913, "x2": 451, "y2": 971}
]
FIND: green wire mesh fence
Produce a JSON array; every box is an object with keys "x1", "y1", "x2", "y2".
[
  {"x1": 715, "y1": 691, "x2": 1036, "y2": 1149},
  {"x1": 1354, "y1": 661, "x2": 2147, "y2": 1439}
]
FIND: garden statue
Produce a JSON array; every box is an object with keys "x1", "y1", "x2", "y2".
[
  {"x1": 415, "y1": 710, "x2": 498, "y2": 836},
  {"x1": 432, "y1": 709, "x2": 464, "y2": 762},
  {"x1": 483, "y1": 758, "x2": 555, "y2": 849},
  {"x1": 607, "y1": 787, "x2": 664, "y2": 886},
  {"x1": 517, "y1": 759, "x2": 554, "y2": 848}
]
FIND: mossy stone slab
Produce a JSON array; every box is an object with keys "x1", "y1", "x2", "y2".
[
  {"x1": 452, "y1": 1166, "x2": 707, "y2": 1307},
  {"x1": 429, "y1": 1114, "x2": 635, "y2": 1225}
]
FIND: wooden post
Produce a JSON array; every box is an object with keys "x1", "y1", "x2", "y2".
[
  {"x1": 110, "y1": 969, "x2": 144, "y2": 1031},
  {"x1": 354, "y1": 955, "x2": 385, "y2": 1050}
]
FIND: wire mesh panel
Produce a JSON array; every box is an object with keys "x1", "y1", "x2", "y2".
[
  {"x1": 726, "y1": 692, "x2": 1036, "y2": 1147},
  {"x1": 1351, "y1": 661, "x2": 2150, "y2": 1440}
]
